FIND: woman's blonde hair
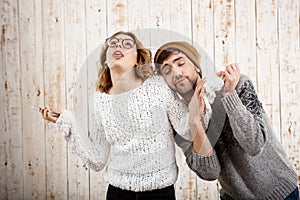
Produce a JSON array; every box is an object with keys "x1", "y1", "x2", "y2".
[{"x1": 96, "y1": 31, "x2": 153, "y2": 93}]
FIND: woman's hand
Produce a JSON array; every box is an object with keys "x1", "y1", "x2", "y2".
[
  {"x1": 39, "y1": 107, "x2": 61, "y2": 123},
  {"x1": 217, "y1": 63, "x2": 240, "y2": 97}
]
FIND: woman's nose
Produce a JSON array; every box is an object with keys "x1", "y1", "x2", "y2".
[{"x1": 115, "y1": 42, "x2": 122, "y2": 48}]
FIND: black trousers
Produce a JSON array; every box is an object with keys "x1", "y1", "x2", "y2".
[{"x1": 106, "y1": 184, "x2": 176, "y2": 200}]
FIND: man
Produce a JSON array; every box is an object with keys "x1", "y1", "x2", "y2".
[{"x1": 154, "y1": 42, "x2": 299, "y2": 200}]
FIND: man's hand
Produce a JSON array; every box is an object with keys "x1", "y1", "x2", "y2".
[
  {"x1": 188, "y1": 76, "x2": 206, "y2": 138},
  {"x1": 188, "y1": 76, "x2": 214, "y2": 156},
  {"x1": 217, "y1": 63, "x2": 240, "y2": 97}
]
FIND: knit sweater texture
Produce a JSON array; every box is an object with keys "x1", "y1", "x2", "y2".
[
  {"x1": 176, "y1": 74, "x2": 298, "y2": 200},
  {"x1": 56, "y1": 75, "x2": 192, "y2": 192}
]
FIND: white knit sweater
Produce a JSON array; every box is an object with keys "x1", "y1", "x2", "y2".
[{"x1": 56, "y1": 75, "x2": 192, "y2": 192}]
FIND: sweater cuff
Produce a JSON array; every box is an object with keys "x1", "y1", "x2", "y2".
[
  {"x1": 56, "y1": 110, "x2": 73, "y2": 139},
  {"x1": 221, "y1": 90, "x2": 243, "y2": 113},
  {"x1": 192, "y1": 149, "x2": 218, "y2": 165},
  {"x1": 186, "y1": 145, "x2": 219, "y2": 168}
]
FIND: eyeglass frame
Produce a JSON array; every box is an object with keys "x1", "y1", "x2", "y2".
[{"x1": 105, "y1": 37, "x2": 136, "y2": 49}]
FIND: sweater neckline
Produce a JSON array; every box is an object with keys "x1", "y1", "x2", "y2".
[{"x1": 99, "y1": 78, "x2": 150, "y2": 97}]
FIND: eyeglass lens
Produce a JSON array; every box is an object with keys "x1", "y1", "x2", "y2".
[{"x1": 107, "y1": 38, "x2": 135, "y2": 49}]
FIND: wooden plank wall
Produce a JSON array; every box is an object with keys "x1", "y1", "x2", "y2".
[{"x1": 0, "y1": 0, "x2": 299, "y2": 199}]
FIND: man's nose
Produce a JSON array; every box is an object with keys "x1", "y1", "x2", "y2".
[{"x1": 173, "y1": 66, "x2": 183, "y2": 79}]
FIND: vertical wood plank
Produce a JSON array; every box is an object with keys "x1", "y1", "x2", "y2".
[
  {"x1": 107, "y1": 0, "x2": 129, "y2": 35},
  {"x1": 192, "y1": 0, "x2": 215, "y2": 68},
  {"x1": 18, "y1": 0, "x2": 46, "y2": 199},
  {"x1": 192, "y1": 1, "x2": 220, "y2": 199},
  {"x1": 128, "y1": 0, "x2": 151, "y2": 49},
  {"x1": 213, "y1": 0, "x2": 235, "y2": 70},
  {"x1": 85, "y1": 0, "x2": 108, "y2": 199},
  {"x1": 42, "y1": 0, "x2": 67, "y2": 198},
  {"x1": 235, "y1": 0, "x2": 257, "y2": 85},
  {"x1": 278, "y1": 0, "x2": 300, "y2": 182},
  {"x1": 256, "y1": 0, "x2": 281, "y2": 140},
  {"x1": 149, "y1": 0, "x2": 171, "y2": 29},
  {"x1": 0, "y1": 0, "x2": 23, "y2": 199},
  {"x1": 64, "y1": 0, "x2": 89, "y2": 199},
  {"x1": 148, "y1": 0, "x2": 171, "y2": 56},
  {"x1": 1, "y1": 0, "x2": 299, "y2": 199},
  {"x1": 170, "y1": 0, "x2": 193, "y2": 44},
  {"x1": 128, "y1": 0, "x2": 149, "y2": 31}
]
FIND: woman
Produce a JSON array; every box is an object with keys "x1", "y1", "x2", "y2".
[{"x1": 39, "y1": 31, "x2": 204, "y2": 200}]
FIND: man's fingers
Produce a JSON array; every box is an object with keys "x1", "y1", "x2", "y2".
[
  {"x1": 217, "y1": 71, "x2": 226, "y2": 82},
  {"x1": 223, "y1": 71, "x2": 230, "y2": 80},
  {"x1": 194, "y1": 77, "x2": 204, "y2": 96},
  {"x1": 199, "y1": 85, "x2": 205, "y2": 98},
  {"x1": 226, "y1": 65, "x2": 234, "y2": 75},
  {"x1": 217, "y1": 71, "x2": 224, "y2": 77},
  {"x1": 226, "y1": 63, "x2": 240, "y2": 76},
  {"x1": 235, "y1": 64, "x2": 240, "y2": 74}
]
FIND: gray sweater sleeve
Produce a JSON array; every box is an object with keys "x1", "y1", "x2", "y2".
[
  {"x1": 221, "y1": 75, "x2": 268, "y2": 156},
  {"x1": 174, "y1": 134, "x2": 220, "y2": 181}
]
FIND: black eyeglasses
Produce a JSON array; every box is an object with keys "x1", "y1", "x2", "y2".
[{"x1": 106, "y1": 37, "x2": 136, "y2": 49}]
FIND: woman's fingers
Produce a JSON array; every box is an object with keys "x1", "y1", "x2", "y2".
[
  {"x1": 49, "y1": 107, "x2": 60, "y2": 117},
  {"x1": 43, "y1": 107, "x2": 48, "y2": 119},
  {"x1": 39, "y1": 106, "x2": 59, "y2": 123}
]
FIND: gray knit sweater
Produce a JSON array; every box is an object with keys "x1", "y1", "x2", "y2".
[{"x1": 175, "y1": 74, "x2": 298, "y2": 200}]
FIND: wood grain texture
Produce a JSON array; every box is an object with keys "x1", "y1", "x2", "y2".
[
  {"x1": 278, "y1": 0, "x2": 300, "y2": 184},
  {"x1": 42, "y1": 0, "x2": 68, "y2": 199},
  {"x1": 64, "y1": 0, "x2": 90, "y2": 199},
  {"x1": 213, "y1": 0, "x2": 235, "y2": 70},
  {"x1": 0, "y1": 0, "x2": 23, "y2": 199},
  {"x1": 235, "y1": 0, "x2": 256, "y2": 86},
  {"x1": 0, "y1": 0, "x2": 299, "y2": 199},
  {"x1": 107, "y1": 0, "x2": 129, "y2": 35},
  {"x1": 18, "y1": 0, "x2": 46, "y2": 199},
  {"x1": 256, "y1": 0, "x2": 281, "y2": 140}
]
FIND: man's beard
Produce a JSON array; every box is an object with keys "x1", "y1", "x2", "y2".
[{"x1": 176, "y1": 80, "x2": 195, "y2": 97}]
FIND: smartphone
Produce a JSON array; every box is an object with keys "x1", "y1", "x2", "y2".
[{"x1": 31, "y1": 106, "x2": 60, "y2": 117}]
